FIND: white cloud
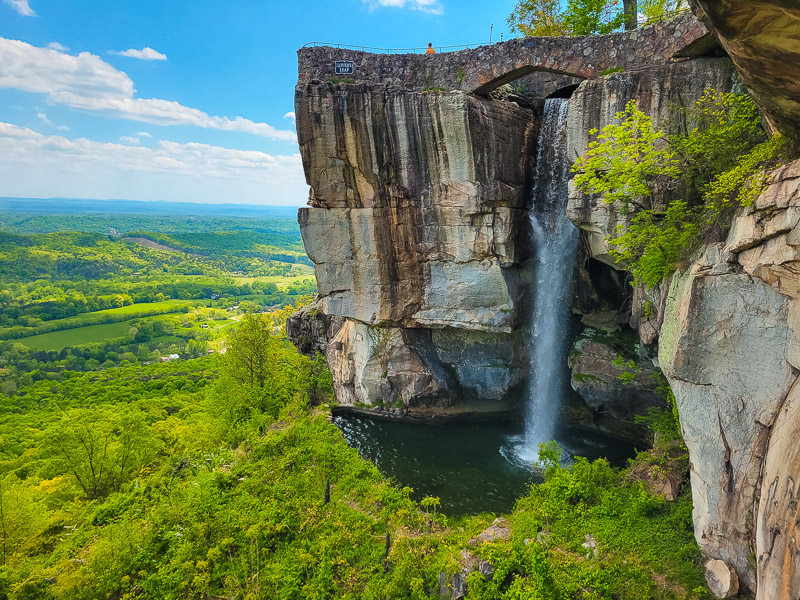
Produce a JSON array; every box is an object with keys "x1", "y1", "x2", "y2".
[
  {"x1": 0, "y1": 121, "x2": 307, "y2": 204},
  {"x1": 119, "y1": 135, "x2": 140, "y2": 144},
  {"x1": 110, "y1": 47, "x2": 167, "y2": 61},
  {"x1": 365, "y1": 0, "x2": 442, "y2": 14},
  {"x1": 136, "y1": 131, "x2": 152, "y2": 138},
  {"x1": 46, "y1": 42, "x2": 68, "y2": 52},
  {"x1": 3, "y1": 0, "x2": 35, "y2": 16},
  {"x1": 36, "y1": 111, "x2": 70, "y2": 131},
  {"x1": 283, "y1": 111, "x2": 296, "y2": 122},
  {"x1": 0, "y1": 38, "x2": 296, "y2": 141}
]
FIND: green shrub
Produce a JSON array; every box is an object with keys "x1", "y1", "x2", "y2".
[{"x1": 573, "y1": 90, "x2": 789, "y2": 287}]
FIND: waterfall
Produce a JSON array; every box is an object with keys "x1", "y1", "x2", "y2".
[{"x1": 520, "y1": 97, "x2": 579, "y2": 461}]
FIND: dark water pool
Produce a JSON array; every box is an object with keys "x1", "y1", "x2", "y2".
[{"x1": 334, "y1": 414, "x2": 638, "y2": 516}]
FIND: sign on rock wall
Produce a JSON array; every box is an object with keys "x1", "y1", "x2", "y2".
[{"x1": 335, "y1": 60, "x2": 354, "y2": 75}]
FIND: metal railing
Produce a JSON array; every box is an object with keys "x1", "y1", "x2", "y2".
[
  {"x1": 301, "y1": 41, "x2": 492, "y2": 54},
  {"x1": 301, "y1": 10, "x2": 692, "y2": 55}
]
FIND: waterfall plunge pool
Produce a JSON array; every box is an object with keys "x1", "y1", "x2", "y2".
[{"x1": 334, "y1": 414, "x2": 637, "y2": 515}]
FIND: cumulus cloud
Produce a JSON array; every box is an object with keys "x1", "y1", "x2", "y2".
[
  {"x1": 0, "y1": 121, "x2": 307, "y2": 204},
  {"x1": 110, "y1": 47, "x2": 167, "y2": 61},
  {"x1": 283, "y1": 111, "x2": 296, "y2": 122},
  {"x1": 3, "y1": 0, "x2": 35, "y2": 16},
  {"x1": 365, "y1": 0, "x2": 442, "y2": 14},
  {"x1": 119, "y1": 135, "x2": 140, "y2": 144},
  {"x1": 0, "y1": 38, "x2": 296, "y2": 141},
  {"x1": 46, "y1": 42, "x2": 68, "y2": 52},
  {"x1": 36, "y1": 111, "x2": 70, "y2": 131},
  {"x1": 136, "y1": 131, "x2": 152, "y2": 138}
]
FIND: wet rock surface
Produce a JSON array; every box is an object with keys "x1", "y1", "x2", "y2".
[{"x1": 569, "y1": 336, "x2": 663, "y2": 443}]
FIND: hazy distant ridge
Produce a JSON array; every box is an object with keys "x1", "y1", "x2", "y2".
[{"x1": 0, "y1": 197, "x2": 302, "y2": 218}]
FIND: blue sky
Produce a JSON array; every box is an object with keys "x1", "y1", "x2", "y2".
[{"x1": 0, "y1": 0, "x2": 517, "y2": 205}]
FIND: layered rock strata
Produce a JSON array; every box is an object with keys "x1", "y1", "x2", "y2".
[
  {"x1": 292, "y1": 82, "x2": 537, "y2": 411},
  {"x1": 656, "y1": 161, "x2": 800, "y2": 596}
]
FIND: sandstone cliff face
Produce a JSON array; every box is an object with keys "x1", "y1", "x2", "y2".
[
  {"x1": 292, "y1": 82, "x2": 537, "y2": 410},
  {"x1": 688, "y1": 0, "x2": 800, "y2": 138},
  {"x1": 658, "y1": 161, "x2": 800, "y2": 595},
  {"x1": 564, "y1": 50, "x2": 800, "y2": 595}
]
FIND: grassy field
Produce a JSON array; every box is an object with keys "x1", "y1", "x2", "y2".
[
  {"x1": 18, "y1": 311, "x2": 239, "y2": 352},
  {"x1": 0, "y1": 300, "x2": 208, "y2": 343},
  {"x1": 63, "y1": 300, "x2": 204, "y2": 322},
  {"x1": 233, "y1": 264, "x2": 314, "y2": 289},
  {"x1": 19, "y1": 322, "x2": 132, "y2": 351}
]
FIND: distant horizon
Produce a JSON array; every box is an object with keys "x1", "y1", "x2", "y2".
[
  {"x1": 0, "y1": 195, "x2": 307, "y2": 208},
  {"x1": 0, "y1": 196, "x2": 304, "y2": 218}
]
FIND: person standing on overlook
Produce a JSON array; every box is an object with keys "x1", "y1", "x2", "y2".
[{"x1": 426, "y1": 42, "x2": 435, "y2": 54}]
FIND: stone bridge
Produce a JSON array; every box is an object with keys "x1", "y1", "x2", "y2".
[{"x1": 297, "y1": 13, "x2": 713, "y2": 97}]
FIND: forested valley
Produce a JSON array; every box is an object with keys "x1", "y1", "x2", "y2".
[{"x1": 0, "y1": 203, "x2": 707, "y2": 599}]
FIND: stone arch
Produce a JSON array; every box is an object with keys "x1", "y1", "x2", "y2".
[
  {"x1": 546, "y1": 83, "x2": 581, "y2": 99},
  {"x1": 472, "y1": 65, "x2": 588, "y2": 96}
]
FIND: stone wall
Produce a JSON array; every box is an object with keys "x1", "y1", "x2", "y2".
[{"x1": 297, "y1": 13, "x2": 709, "y2": 96}]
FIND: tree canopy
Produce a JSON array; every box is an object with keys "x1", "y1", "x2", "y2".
[{"x1": 507, "y1": 0, "x2": 689, "y2": 37}]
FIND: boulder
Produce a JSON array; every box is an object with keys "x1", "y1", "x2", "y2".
[
  {"x1": 569, "y1": 337, "x2": 665, "y2": 442},
  {"x1": 439, "y1": 519, "x2": 510, "y2": 600},
  {"x1": 582, "y1": 534, "x2": 599, "y2": 559},
  {"x1": 628, "y1": 439, "x2": 688, "y2": 502},
  {"x1": 705, "y1": 559, "x2": 740, "y2": 599},
  {"x1": 471, "y1": 518, "x2": 512, "y2": 545}
]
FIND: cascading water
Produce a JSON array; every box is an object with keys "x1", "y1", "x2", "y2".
[{"x1": 517, "y1": 97, "x2": 579, "y2": 462}]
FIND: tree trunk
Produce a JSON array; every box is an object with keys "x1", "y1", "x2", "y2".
[{"x1": 622, "y1": 0, "x2": 637, "y2": 30}]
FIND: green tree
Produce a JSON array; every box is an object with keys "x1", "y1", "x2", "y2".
[
  {"x1": 572, "y1": 90, "x2": 787, "y2": 286},
  {"x1": 223, "y1": 313, "x2": 279, "y2": 390},
  {"x1": 45, "y1": 410, "x2": 157, "y2": 499},
  {"x1": 638, "y1": 0, "x2": 687, "y2": 24},
  {"x1": 220, "y1": 313, "x2": 306, "y2": 422},
  {"x1": 508, "y1": 0, "x2": 623, "y2": 37},
  {"x1": 508, "y1": 0, "x2": 570, "y2": 36},
  {"x1": 0, "y1": 476, "x2": 48, "y2": 565}
]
